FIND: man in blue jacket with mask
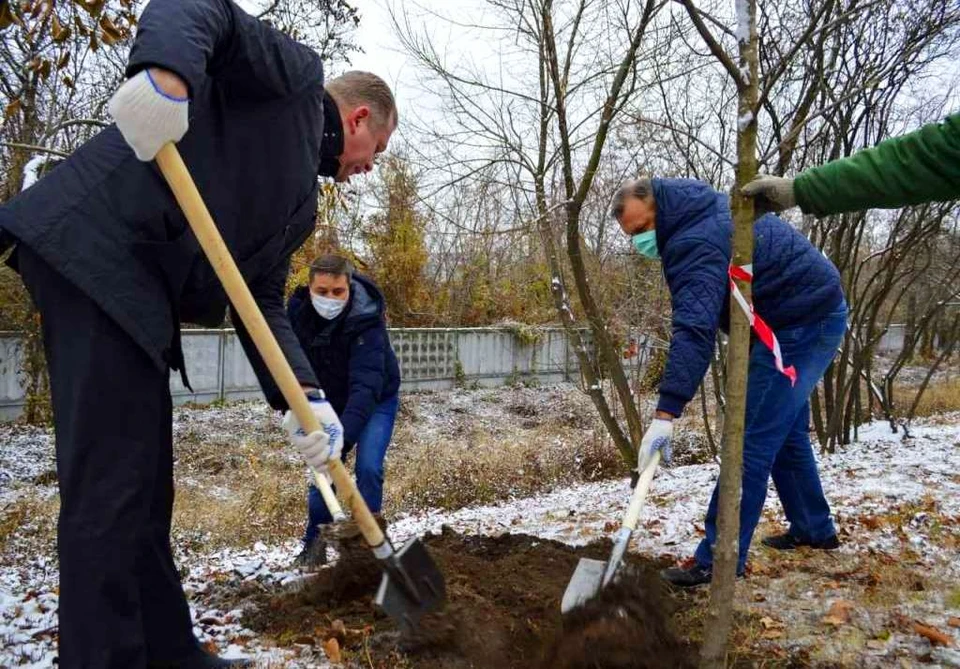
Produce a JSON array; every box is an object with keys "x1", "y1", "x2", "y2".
[
  {"x1": 612, "y1": 177, "x2": 847, "y2": 586},
  {"x1": 286, "y1": 255, "x2": 401, "y2": 567}
]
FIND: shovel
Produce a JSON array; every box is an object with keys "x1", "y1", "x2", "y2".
[
  {"x1": 154, "y1": 144, "x2": 446, "y2": 633},
  {"x1": 561, "y1": 450, "x2": 661, "y2": 613}
]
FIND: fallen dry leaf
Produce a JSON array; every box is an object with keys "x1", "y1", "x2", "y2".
[
  {"x1": 760, "y1": 629, "x2": 783, "y2": 640},
  {"x1": 323, "y1": 637, "x2": 342, "y2": 663},
  {"x1": 866, "y1": 639, "x2": 887, "y2": 650},
  {"x1": 760, "y1": 616, "x2": 786, "y2": 630},
  {"x1": 822, "y1": 600, "x2": 856, "y2": 626},
  {"x1": 912, "y1": 621, "x2": 955, "y2": 647},
  {"x1": 948, "y1": 617, "x2": 960, "y2": 629}
]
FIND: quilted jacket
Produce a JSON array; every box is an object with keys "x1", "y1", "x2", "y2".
[
  {"x1": 653, "y1": 178, "x2": 844, "y2": 417},
  {"x1": 287, "y1": 275, "x2": 401, "y2": 446}
]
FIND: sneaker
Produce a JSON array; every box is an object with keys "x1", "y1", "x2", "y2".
[
  {"x1": 293, "y1": 537, "x2": 327, "y2": 570},
  {"x1": 761, "y1": 533, "x2": 840, "y2": 551},
  {"x1": 660, "y1": 558, "x2": 745, "y2": 588}
]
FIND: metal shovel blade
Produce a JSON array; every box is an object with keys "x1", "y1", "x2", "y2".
[
  {"x1": 561, "y1": 557, "x2": 607, "y2": 613},
  {"x1": 374, "y1": 537, "x2": 446, "y2": 634}
]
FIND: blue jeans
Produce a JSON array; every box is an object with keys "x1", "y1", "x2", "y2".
[
  {"x1": 303, "y1": 394, "x2": 399, "y2": 543},
  {"x1": 694, "y1": 302, "x2": 847, "y2": 574}
]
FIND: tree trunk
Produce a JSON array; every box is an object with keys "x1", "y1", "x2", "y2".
[{"x1": 700, "y1": 1, "x2": 758, "y2": 665}]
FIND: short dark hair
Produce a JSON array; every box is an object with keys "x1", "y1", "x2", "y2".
[
  {"x1": 309, "y1": 254, "x2": 354, "y2": 283},
  {"x1": 611, "y1": 177, "x2": 654, "y2": 219}
]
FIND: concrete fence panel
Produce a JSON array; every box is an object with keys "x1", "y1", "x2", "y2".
[
  {"x1": 0, "y1": 327, "x2": 583, "y2": 420},
  {"x1": 0, "y1": 322, "x2": 922, "y2": 421}
]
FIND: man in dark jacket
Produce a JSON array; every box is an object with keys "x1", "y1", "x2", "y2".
[
  {"x1": 613, "y1": 177, "x2": 848, "y2": 586},
  {"x1": 286, "y1": 255, "x2": 401, "y2": 567},
  {"x1": 0, "y1": 1, "x2": 397, "y2": 666}
]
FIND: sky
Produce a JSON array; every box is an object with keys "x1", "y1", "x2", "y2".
[{"x1": 340, "y1": 0, "x2": 410, "y2": 93}]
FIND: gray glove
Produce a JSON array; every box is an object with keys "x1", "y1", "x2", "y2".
[
  {"x1": 742, "y1": 174, "x2": 797, "y2": 211},
  {"x1": 638, "y1": 418, "x2": 673, "y2": 472}
]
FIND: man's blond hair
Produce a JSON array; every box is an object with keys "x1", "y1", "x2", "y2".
[{"x1": 325, "y1": 71, "x2": 398, "y2": 130}]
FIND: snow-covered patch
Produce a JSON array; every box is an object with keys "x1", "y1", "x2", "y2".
[
  {"x1": 20, "y1": 155, "x2": 47, "y2": 193},
  {"x1": 2, "y1": 410, "x2": 958, "y2": 666},
  {"x1": 735, "y1": 0, "x2": 751, "y2": 44},
  {"x1": 0, "y1": 424, "x2": 56, "y2": 495}
]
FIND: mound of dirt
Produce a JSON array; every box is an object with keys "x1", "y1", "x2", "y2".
[{"x1": 243, "y1": 528, "x2": 695, "y2": 668}]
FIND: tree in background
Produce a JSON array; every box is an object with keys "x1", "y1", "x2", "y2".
[
  {"x1": 252, "y1": 0, "x2": 360, "y2": 64},
  {"x1": 391, "y1": 0, "x2": 667, "y2": 466},
  {"x1": 363, "y1": 153, "x2": 430, "y2": 325}
]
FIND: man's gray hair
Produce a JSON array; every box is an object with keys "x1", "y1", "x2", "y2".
[
  {"x1": 610, "y1": 177, "x2": 653, "y2": 219},
  {"x1": 325, "y1": 71, "x2": 398, "y2": 129}
]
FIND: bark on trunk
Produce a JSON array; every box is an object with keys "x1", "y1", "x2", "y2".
[{"x1": 700, "y1": 1, "x2": 758, "y2": 665}]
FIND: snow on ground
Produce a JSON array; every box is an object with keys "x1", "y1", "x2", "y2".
[
  {"x1": 1, "y1": 405, "x2": 958, "y2": 666},
  {"x1": 0, "y1": 424, "x2": 55, "y2": 495}
]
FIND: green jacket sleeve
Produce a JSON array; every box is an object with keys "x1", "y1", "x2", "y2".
[{"x1": 794, "y1": 112, "x2": 960, "y2": 216}]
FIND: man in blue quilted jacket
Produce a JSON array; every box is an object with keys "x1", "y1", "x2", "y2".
[{"x1": 612, "y1": 177, "x2": 848, "y2": 586}]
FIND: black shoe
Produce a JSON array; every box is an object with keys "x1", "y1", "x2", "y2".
[
  {"x1": 761, "y1": 532, "x2": 840, "y2": 551},
  {"x1": 661, "y1": 559, "x2": 713, "y2": 587},
  {"x1": 293, "y1": 536, "x2": 328, "y2": 570},
  {"x1": 660, "y1": 559, "x2": 745, "y2": 588},
  {"x1": 148, "y1": 648, "x2": 254, "y2": 668}
]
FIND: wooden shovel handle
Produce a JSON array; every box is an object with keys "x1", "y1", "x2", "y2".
[
  {"x1": 622, "y1": 451, "x2": 660, "y2": 531},
  {"x1": 154, "y1": 144, "x2": 385, "y2": 549}
]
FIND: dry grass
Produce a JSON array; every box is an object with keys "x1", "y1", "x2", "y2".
[
  {"x1": 1, "y1": 388, "x2": 626, "y2": 553},
  {"x1": 384, "y1": 424, "x2": 622, "y2": 512},
  {"x1": 172, "y1": 425, "x2": 305, "y2": 549},
  {"x1": 904, "y1": 378, "x2": 960, "y2": 418},
  {"x1": 164, "y1": 386, "x2": 628, "y2": 549},
  {"x1": 0, "y1": 494, "x2": 58, "y2": 553}
]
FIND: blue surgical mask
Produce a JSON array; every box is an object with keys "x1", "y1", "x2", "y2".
[
  {"x1": 311, "y1": 294, "x2": 346, "y2": 320},
  {"x1": 631, "y1": 230, "x2": 660, "y2": 260}
]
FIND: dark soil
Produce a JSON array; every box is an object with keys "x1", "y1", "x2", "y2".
[{"x1": 240, "y1": 528, "x2": 696, "y2": 668}]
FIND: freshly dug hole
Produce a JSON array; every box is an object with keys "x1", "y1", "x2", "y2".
[
  {"x1": 544, "y1": 568, "x2": 695, "y2": 668},
  {"x1": 244, "y1": 528, "x2": 695, "y2": 668}
]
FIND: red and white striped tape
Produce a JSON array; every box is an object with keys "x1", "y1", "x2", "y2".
[{"x1": 729, "y1": 264, "x2": 797, "y2": 386}]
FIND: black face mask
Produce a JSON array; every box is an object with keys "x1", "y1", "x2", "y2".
[{"x1": 318, "y1": 91, "x2": 344, "y2": 178}]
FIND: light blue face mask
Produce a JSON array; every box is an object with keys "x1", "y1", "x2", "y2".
[
  {"x1": 631, "y1": 230, "x2": 660, "y2": 260},
  {"x1": 311, "y1": 294, "x2": 347, "y2": 320}
]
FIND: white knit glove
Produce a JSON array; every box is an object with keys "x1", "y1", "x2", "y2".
[
  {"x1": 638, "y1": 418, "x2": 673, "y2": 472},
  {"x1": 108, "y1": 69, "x2": 189, "y2": 161},
  {"x1": 741, "y1": 174, "x2": 797, "y2": 211},
  {"x1": 282, "y1": 393, "x2": 344, "y2": 472}
]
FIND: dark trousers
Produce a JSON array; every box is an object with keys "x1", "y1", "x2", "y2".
[
  {"x1": 304, "y1": 393, "x2": 399, "y2": 541},
  {"x1": 18, "y1": 247, "x2": 196, "y2": 668}
]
